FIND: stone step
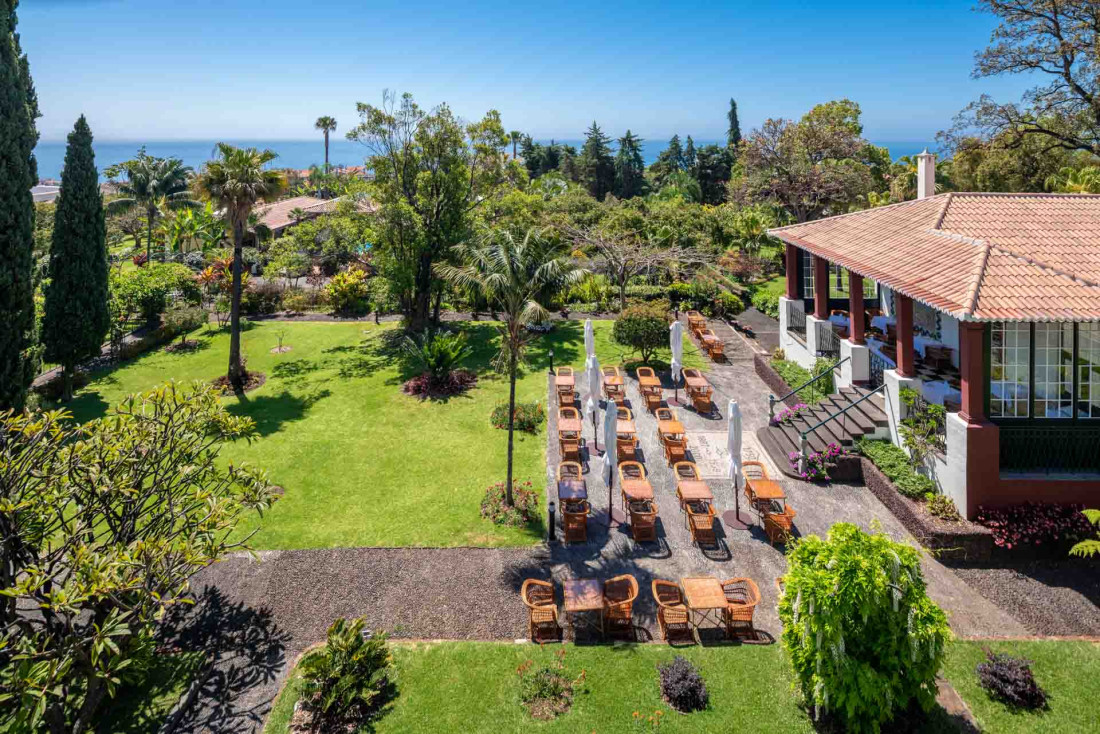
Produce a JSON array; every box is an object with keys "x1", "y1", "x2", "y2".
[
  {"x1": 774, "y1": 420, "x2": 830, "y2": 455},
  {"x1": 795, "y1": 409, "x2": 853, "y2": 446},
  {"x1": 818, "y1": 394, "x2": 877, "y2": 434},
  {"x1": 839, "y1": 387, "x2": 888, "y2": 425}
]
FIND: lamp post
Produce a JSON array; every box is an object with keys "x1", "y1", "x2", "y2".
[
  {"x1": 548, "y1": 348, "x2": 554, "y2": 374},
  {"x1": 547, "y1": 501, "x2": 556, "y2": 543}
]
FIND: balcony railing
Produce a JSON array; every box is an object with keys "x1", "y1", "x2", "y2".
[
  {"x1": 868, "y1": 350, "x2": 887, "y2": 389},
  {"x1": 787, "y1": 301, "x2": 806, "y2": 342},
  {"x1": 815, "y1": 320, "x2": 840, "y2": 358},
  {"x1": 999, "y1": 424, "x2": 1100, "y2": 474}
]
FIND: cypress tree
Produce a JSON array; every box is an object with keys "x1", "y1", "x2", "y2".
[
  {"x1": 42, "y1": 116, "x2": 109, "y2": 401},
  {"x1": 727, "y1": 98, "x2": 742, "y2": 149},
  {"x1": 666, "y1": 134, "x2": 684, "y2": 171},
  {"x1": 684, "y1": 135, "x2": 697, "y2": 172},
  {"x1": 614, "y1": 130, "x2": 646, "y2": 199},
  {"x1": 578, "y1": 122, "x2": 615, "y2": 200},
  {"x1": 0, "y1": 0, "x2": 40, "y2": 411}
]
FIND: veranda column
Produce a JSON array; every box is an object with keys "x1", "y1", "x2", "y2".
[
  {"x1": 785, "y1": 244, "x2": 799, "y2": 300},
  {"x1": 895, "y1": 293, "x2": 915, "y2": 377},
  {"x1": 813, "y1": 255, "x2": 829, "y2": 320},
  {"x1": 958, "y1": 321, "x2": 985, "y2": 423},
  {"x1": 848, "y1": 272, "x2": 865, "y2": 345}
]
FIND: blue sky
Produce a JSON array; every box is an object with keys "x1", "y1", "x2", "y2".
[{"x1": 24, "y1": 0, "x2": 1032, "y2": 144}]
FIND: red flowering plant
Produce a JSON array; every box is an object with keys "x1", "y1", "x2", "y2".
[
  {"x1": 481, "y1": 479, "x2": 540, "y2": 527},
  {"x1": 771, "y1": 402, "x2": 808, "y2": 426},
  {"x1": 975, "y1": 502, "x2": 1094, "y2": 551},
  {"x1": 788, "y1": 443, "x2": 842, "y2": 482}
]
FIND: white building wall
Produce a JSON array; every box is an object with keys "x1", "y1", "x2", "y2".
[{"x1": 778, "y1": 297, "x2": 816, "y2": 370}]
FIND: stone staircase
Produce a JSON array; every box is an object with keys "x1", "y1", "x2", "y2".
[{"x1": 761, "y1": 386, "x2": 889, "y2": 470}]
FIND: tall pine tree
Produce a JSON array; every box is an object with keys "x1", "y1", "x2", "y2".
[
  {"x1": 684, "y1": 135, "x2": 697, "y2": 172},
  {"x1": 613, "y1": 130, "x2": 646, "y2": 199},
  {"x1": 727, "y1": 98, "x2": 742, "y2": 149},
  {"x1": 43, "y1": 116, "x2": 109, "y2": 401},
  {"x1": 578, "y1": 122, "x2": 615, "y2": 200},
  {"x1": 0, "y1": 0, "x2": 39, "y2": 411},
  {"x1": 665, "y1": 134, "x2": 685, "y2": 171}
]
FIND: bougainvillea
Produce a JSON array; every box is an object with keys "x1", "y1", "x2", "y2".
[
  {"x1": 778, "y1": 524, "x2": 951, "y2": 732},
  {"x1": 771, "y1": 402, "x2": 808, "y2": 426},
  {"x1": 975, "y1": 502, "x2": 1093, "y2": 551},
  {"x1": 789, "y1": 443, "x2": 842, "y2": 482}
]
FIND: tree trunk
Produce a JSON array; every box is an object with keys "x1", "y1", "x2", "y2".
[
  {"x1": 146, "y1": 205, "x2": 155, "y2": 263},
  {"x1": 619, "y1": 275, "x2": 627, "y2": 312},
  {"x1": 324, "y1": 130, "x2": 330, "y2": 172},
  {"x1": 409, "y1": 252, "x2": 434, "y2": 332},
  {"x1": 505, "y1": 348, "x2": 517, "y2": 506},
  {"x1": 431, "y1": 289, "x2": 442, "y2": 325},
  {"x1": 228, "y1": 216, "x2": 245, "y2": 389},
  {"x1": 61, "y1": 363, "x2": 74, "y2": 402},
  {"x1": 71, "y1": 673, "x2": 108, "y2": 734}
]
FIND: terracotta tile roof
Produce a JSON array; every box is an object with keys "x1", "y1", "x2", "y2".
[
  {"x1": 254, "y1": 194, "x2": 374, "y2": 232},
  {"x1": 767, "y1": 193, "x2": 1100, "y2": 322}
]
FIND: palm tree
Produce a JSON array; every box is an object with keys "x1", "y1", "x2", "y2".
[
  {"x1": 509, "y1": 130, "x2": 522, "y2": 161},
  {"x1": 107, "y1": 149, "x2": 198, "y2": 262},
  {"x1": 1045, "y1": 166, "x2": 1100, "y2": 194},
  {"x1": 439, "y1": 227, "x2": 586, "y2": 505},
  {"x1": 315, "y1": 116, "x2": 337, "y2": 172},
  {"x1": 194, "y1": 144, "x2": 286, "y2": 390}
]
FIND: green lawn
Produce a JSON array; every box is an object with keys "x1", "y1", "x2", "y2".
[
  {"x1": 264, "y1": 641, "x2": 814, "y2": 734},
  {"x1": 942, "y1": 640, "x2": 1100, "y2": 734},
  {"x1": 92, "y1": 651, "x2": 206, "y2": 734},
  {"x1": 65, "y1": 319, "x2": 700, "y2": 549}
]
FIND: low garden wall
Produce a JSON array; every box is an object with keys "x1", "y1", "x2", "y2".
[{"x1": 753, "y1": 353, "x2": 803, "y2": 409}]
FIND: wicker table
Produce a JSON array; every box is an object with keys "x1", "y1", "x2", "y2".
[
  {"x1": 558, "y1": 417, "x2": 583, "y2": 434},
  {"x1": 563, "y1": 578, "x2": 603, "y2": 637},
  {"x1": 681, "y1": 576, "x2": 727, "y2": 635},
  {"x1": 603, "y1": 375, "x2": 624, "y2": 387},
  {"x1": 620, "y1": 478, "x2": 654, "y2": 502},
  {"x1": 557, "y1": 479, "x2": 587, "y2": 501},
  {"x1": 638, "y1": 374, "x2": 661, "y2": 390},
  {"x1": 684, "y1": 374, "x2": 709, "y2": 390},
  {"x1": 746, "y1": 477, "x2": 785, "y2": 515},
  {"x1": 676, "y1": 479, "x2": 713, "y2": 507},
  {"x1": 554, "y1": 375, "x2": 575, "y2": 388},
  {"x1": 616, "y1": 419, "x2": 636, "y2": 435},
  {"x1": 657, "y1": 419, "x2": 686, "y2": 438}
]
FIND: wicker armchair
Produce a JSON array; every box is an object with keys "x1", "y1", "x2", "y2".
[
  {"x1": 685, "y1": 500, "x2": 717, "y2": 547},
  {"x1": 559, "y1": 437, "x2": 581, "y2": 463},
  {"x1": 720, "y1": 578, "x2": 760, "y2": 639},
  {"x1": 617, "y1": 435, "x2": 638, "y2": 461},
  {"x1": 636, "y1": 366, "x2": 656, "y2": 380},
  {"x1": 654, "y1": 407, "x2": 674, "y2": 422},
  {"x1": 642, "y1": 388, "x2": 662, "y2": 414},
  {"x1": 562, "y1": 500, "x2": 589, "y2": 543},
  {"x1": 616, "y1": 406, "x2": 633, "y2": 420},
  {"x1": 603, "y1": 574, "x2": 639, "y2": 638},
  {"x1": 662, "y1": 437, "x2": 687, "y2": 465},
  {"x1": 763, "y1": 503, "x2": 797, "y2": 546},
  {"x1": 690, "y1": 387, "x2": 713, "y2": 415},
  {"x1": 628, "y1": 499, "x2": 658, "y2": 543},
  {"x1": 521, "y1": 579, "x2": 559, "y2": 643},
  {"x1": 557, "y1": 461, "x2": 582, "y2": 482},
  {"x1": 651, "y1": 580, "x2": 691, "y2": 642}
]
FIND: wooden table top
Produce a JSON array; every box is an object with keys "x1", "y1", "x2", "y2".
[
  {"x1": 681, "y1": 577, "x2": 727, "y2": 610},
  {"x1": 558, "y1": 417, "x2": 582, "y2": 434},
  {"x1": 677, "y1": 479, "x2": 713, "y2": 501},
  {"x1": 563, "y1": 578, "x2": 603, "y2": 612},
  {"x1": 638, "y1": 374, "x2": 661, "y2": 388},
  {"x1": 620, "y1": 478, "x2": 654, "y2": 500},
  {"x1": 603, "y1": 375, "x2": 624, "y2": 386},
  {"x1": 557, "y1": 479, "x2": 587, "y2": 500},
  {"x1": 747, "y1": 478, "x2": 785, "y2": 501},
  {"x1": 700, "y1": 333, "x2": 718, "y2": 344},
  {"x1": 616, "y1": 419, "x2": 636, "y2": 434},
  {"x1": 657, "y1": 420, "x2": 686, "y2": 436},
  {"x1": 684, "y1": 374, "x2": 709, "y2": 389},
  {"x1": 554, "y1": 375, "x2": 575, "y2": 387}
]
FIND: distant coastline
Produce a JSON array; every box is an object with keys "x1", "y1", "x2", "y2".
[{"x1": 33, "y1": 138, "x2": 938, "y2": 182}]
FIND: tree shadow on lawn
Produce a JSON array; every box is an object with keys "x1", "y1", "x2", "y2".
[
  {"x1": 159, "y1": 585, "x2": 291, "y2": 734},
  {"x1": 227, "y1": 388, "x2": 332, "y2": 437}
]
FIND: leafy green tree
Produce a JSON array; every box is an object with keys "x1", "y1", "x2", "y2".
[
  {"x1": 194, "y1": 144, "x2": 286, "y2": 389},
  {"x1": 0, "y1": 0, "x2": 40, "y2": 412},
  {"x1": 778, "y1": 524, "x2": 950, "y2": 732},
  {"x1": 267, "y1": 236, "x2": 312, "y2": 286},
  {"x1": 347, "y1": 91, "x2": 511, "y2": 330},
  {"x1": 0, "y1": 383, "x2": 276, "y2": 734},
  {"x1": 656, "y1": 171, "x2": 702, "y2": 203},
  {"x1": 578, "y1": 121, "x2": 615, "y2": 201},
  {"x1": 106, "y1": 149, "x2": 198, "y2": 262},
  {"x1": 1046, "y1": 165, "x2": 1100, "y2": 193},
  {"x1": 692, "y1": 144, "x2": 732, "y2": 204},
  {"x1": 946, "y1": 131, "x2": 1074, "y2": 192},
  {"x1": 684, "y1": 135, "x2": 697, "y2": 171},
  {"x1": 727, "y1": 97, "x2": 742, "y2": 149},
  {"x1": 612, "y1": 303, "x2": 668, "y2": 364},
  {"x1": 314, "y1": 115, "x2": 337, "y2": 171},
  {"x1": 439, "y1": 227, "x2": 585, "y2": 504},
  {"x1": 41, "y1": 117, "x2": 109, "y2": 401},
  {"x1": 613, "y1": 130, "x2": 646, "y2": 199}
]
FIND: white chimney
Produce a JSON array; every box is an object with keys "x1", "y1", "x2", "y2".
[{"x1": 917, "y1": 149, "x2": 936, "y2": 199}]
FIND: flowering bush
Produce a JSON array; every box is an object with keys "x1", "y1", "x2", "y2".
[
  {"x1": 772, "y1": 402, "x2": 808, "y2": 426},
  {"x1": 517, "y1": 649, "x2": 586, "y2": 720},
  {"x1": 975, "y1": 502, "x2": 1094, "y2": 550},
  {"x1": 491, "y1": 402, "x2": 546, "y2": 433},
  {"x1": 789, "y1": 443, "x2": 842, "y2": 482},
  {"x1": 481, "y1": 480, "x2": 540, "y2": 527}
]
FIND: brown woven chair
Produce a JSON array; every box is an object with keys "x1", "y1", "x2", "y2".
[
  {"x1": 763, "y1": 503, "x2": 797, "y2": 546},
  {"x1": 654, "y1": 406, "x2": 674, "y2": 422},
  {"x1": 685, "y1": 500, "x2": 717, "y2": 547},
  {"x1": 602, "y1": 367, "x2": 625, "y2": 404},
  {"x1": 741, "y1": 460, "x2": 770, "y2": 509},
  {"x1": 521, "y1": 579, "x2": 559, "y2": 643},
  {"x1": 559, "y1": 437, "x2": 581, "y2": 463},
  {"x1": 690, "y1": 386, "x2": 713, "y2": 415},
  {"x1": 616, "y1": 406, "x2": 633, "y2": 420},
  {"x1": 618, "y1": 461, "x2": 648, "y2": 508},
  {"x1": 628, "y1": 499, "x2": 658, "y2": 543},
  {"x1": 562, "y1": 500, "x2": 589, "y2": 543},
  {"x1": 662, "y1": 437, "x2": 687, "y2": 465},
  {"x1": 720, "y1": 578, "x2": 760, "y2": 639},
  {"x1": 556, "y1": 367, "x2": 576, "y2": 405},
  {"x1": 652, "y1": 580, "x2": 692, "y2": 643},
  {"x1": 642, "y1": 388, "x2": 662, "y2": 414},
  {"x1": 617, "y1": 435, "x2": 638, "y2": 461},
  {"x1": 636, "y1": 366, "x2": 656, "y2": 381},
  {"x1": 603, "y1": 574, "x2": 639, "y2": 638},
  {"x1": 557, "y1": 461, "x2": 582, "y2": 482}
]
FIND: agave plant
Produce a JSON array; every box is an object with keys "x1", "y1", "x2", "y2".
[{"x1": 402, "y1": 329, "x2": 473, "y2": 384}]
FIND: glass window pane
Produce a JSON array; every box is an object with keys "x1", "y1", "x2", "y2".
[
  {"x1": 1078, "y1": 323, "x2": 1100, "y2": 418},
  {"x1": 1034, "y1": 322, "x2": 1071, "y2": 419},
  {"x1": 989, "y1": 322, "x2": 1030, "y2": 419}
]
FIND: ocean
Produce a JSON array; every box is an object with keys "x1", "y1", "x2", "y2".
[{"x1": 32, "y1": 138, "x2": 937, "y2": 183}]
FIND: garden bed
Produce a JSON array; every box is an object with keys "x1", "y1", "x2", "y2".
[
  {"x1": 860, "y1": 458, "x2": 993, "y2": 561},
  {"x1": 754, "y1": 353, "x2": 801, "y2": 407}
]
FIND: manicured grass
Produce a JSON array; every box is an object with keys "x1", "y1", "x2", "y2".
[
  {"x1": 264, "y1": 641, "x2": 814, "y2": 733},
  {"x1": 92, "y1": 651, "x2": 206, "y2": 734},
  {"x1": 66, "y1": 319, "x2": 700, "y2": 549},
  {"x1": 942, "y1": 640, "x2": 1100, "y2": 734}
]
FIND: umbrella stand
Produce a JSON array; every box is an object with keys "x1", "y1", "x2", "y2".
[
  {"x1": 606, "y1": 471, "x2": 616, "y2": 527},
  {"x1": 723, "y1": 476, "x2": 752, "y2": 531},
  {"x1": 592, "y1": 411, "x2": 597, "y2": 451}
]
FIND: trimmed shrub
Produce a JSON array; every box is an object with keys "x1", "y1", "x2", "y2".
[
  {"x1": 667, "y1": 282, "x2": 694, "y2": 310},
  {"x1": 612, "y1": 304, "x2": 669, "y2": 364},
  {"x1": 658, "y1": 656, "x2": 709, "y2": 713},
  {"x1": 326, "y1": 267, "x2": 370, "y2": 314},
  {"x1": 778, "y1": 523, "x2": 950, "y2": 732},
  {"x1": 162, "y1": 306, "x2": 206, "y2": 346},
  {"x1": 624, "y1": 284, "x2": 664, "y2": 301},
  {"x1": 297, "y1": 617, "x2": 393, "y2": 730},
  {"x1": 976, "y1": 650, "x2": 1047, "y2": 709},
  {"x1": 480, "y1": 480, "x2": 539, "y2": 527},
  {"x1": 241, "y1": 281, "x2": 283, "y2": 315},
  {"x1": 713, "y1": 291, "x2": 744, "y2": 318},
  {"x1": 402, "y1": 330, "x2": 473, "y2": 384},
  {"x1": 927, "y1": 494, "x2": 960, "y2": 521},
  {"x1": 974, "y1": 502, "x2": 1094, "y2": 551},
  {"x1": 857, "y1": 438, "x2": 937, "y2": 499},
  {"x1": 752, "y1": 288, "x2": 780, "y2": 318},
  {"x1": 491, "y1": 402, "x2": 545, "y2": 433}
]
